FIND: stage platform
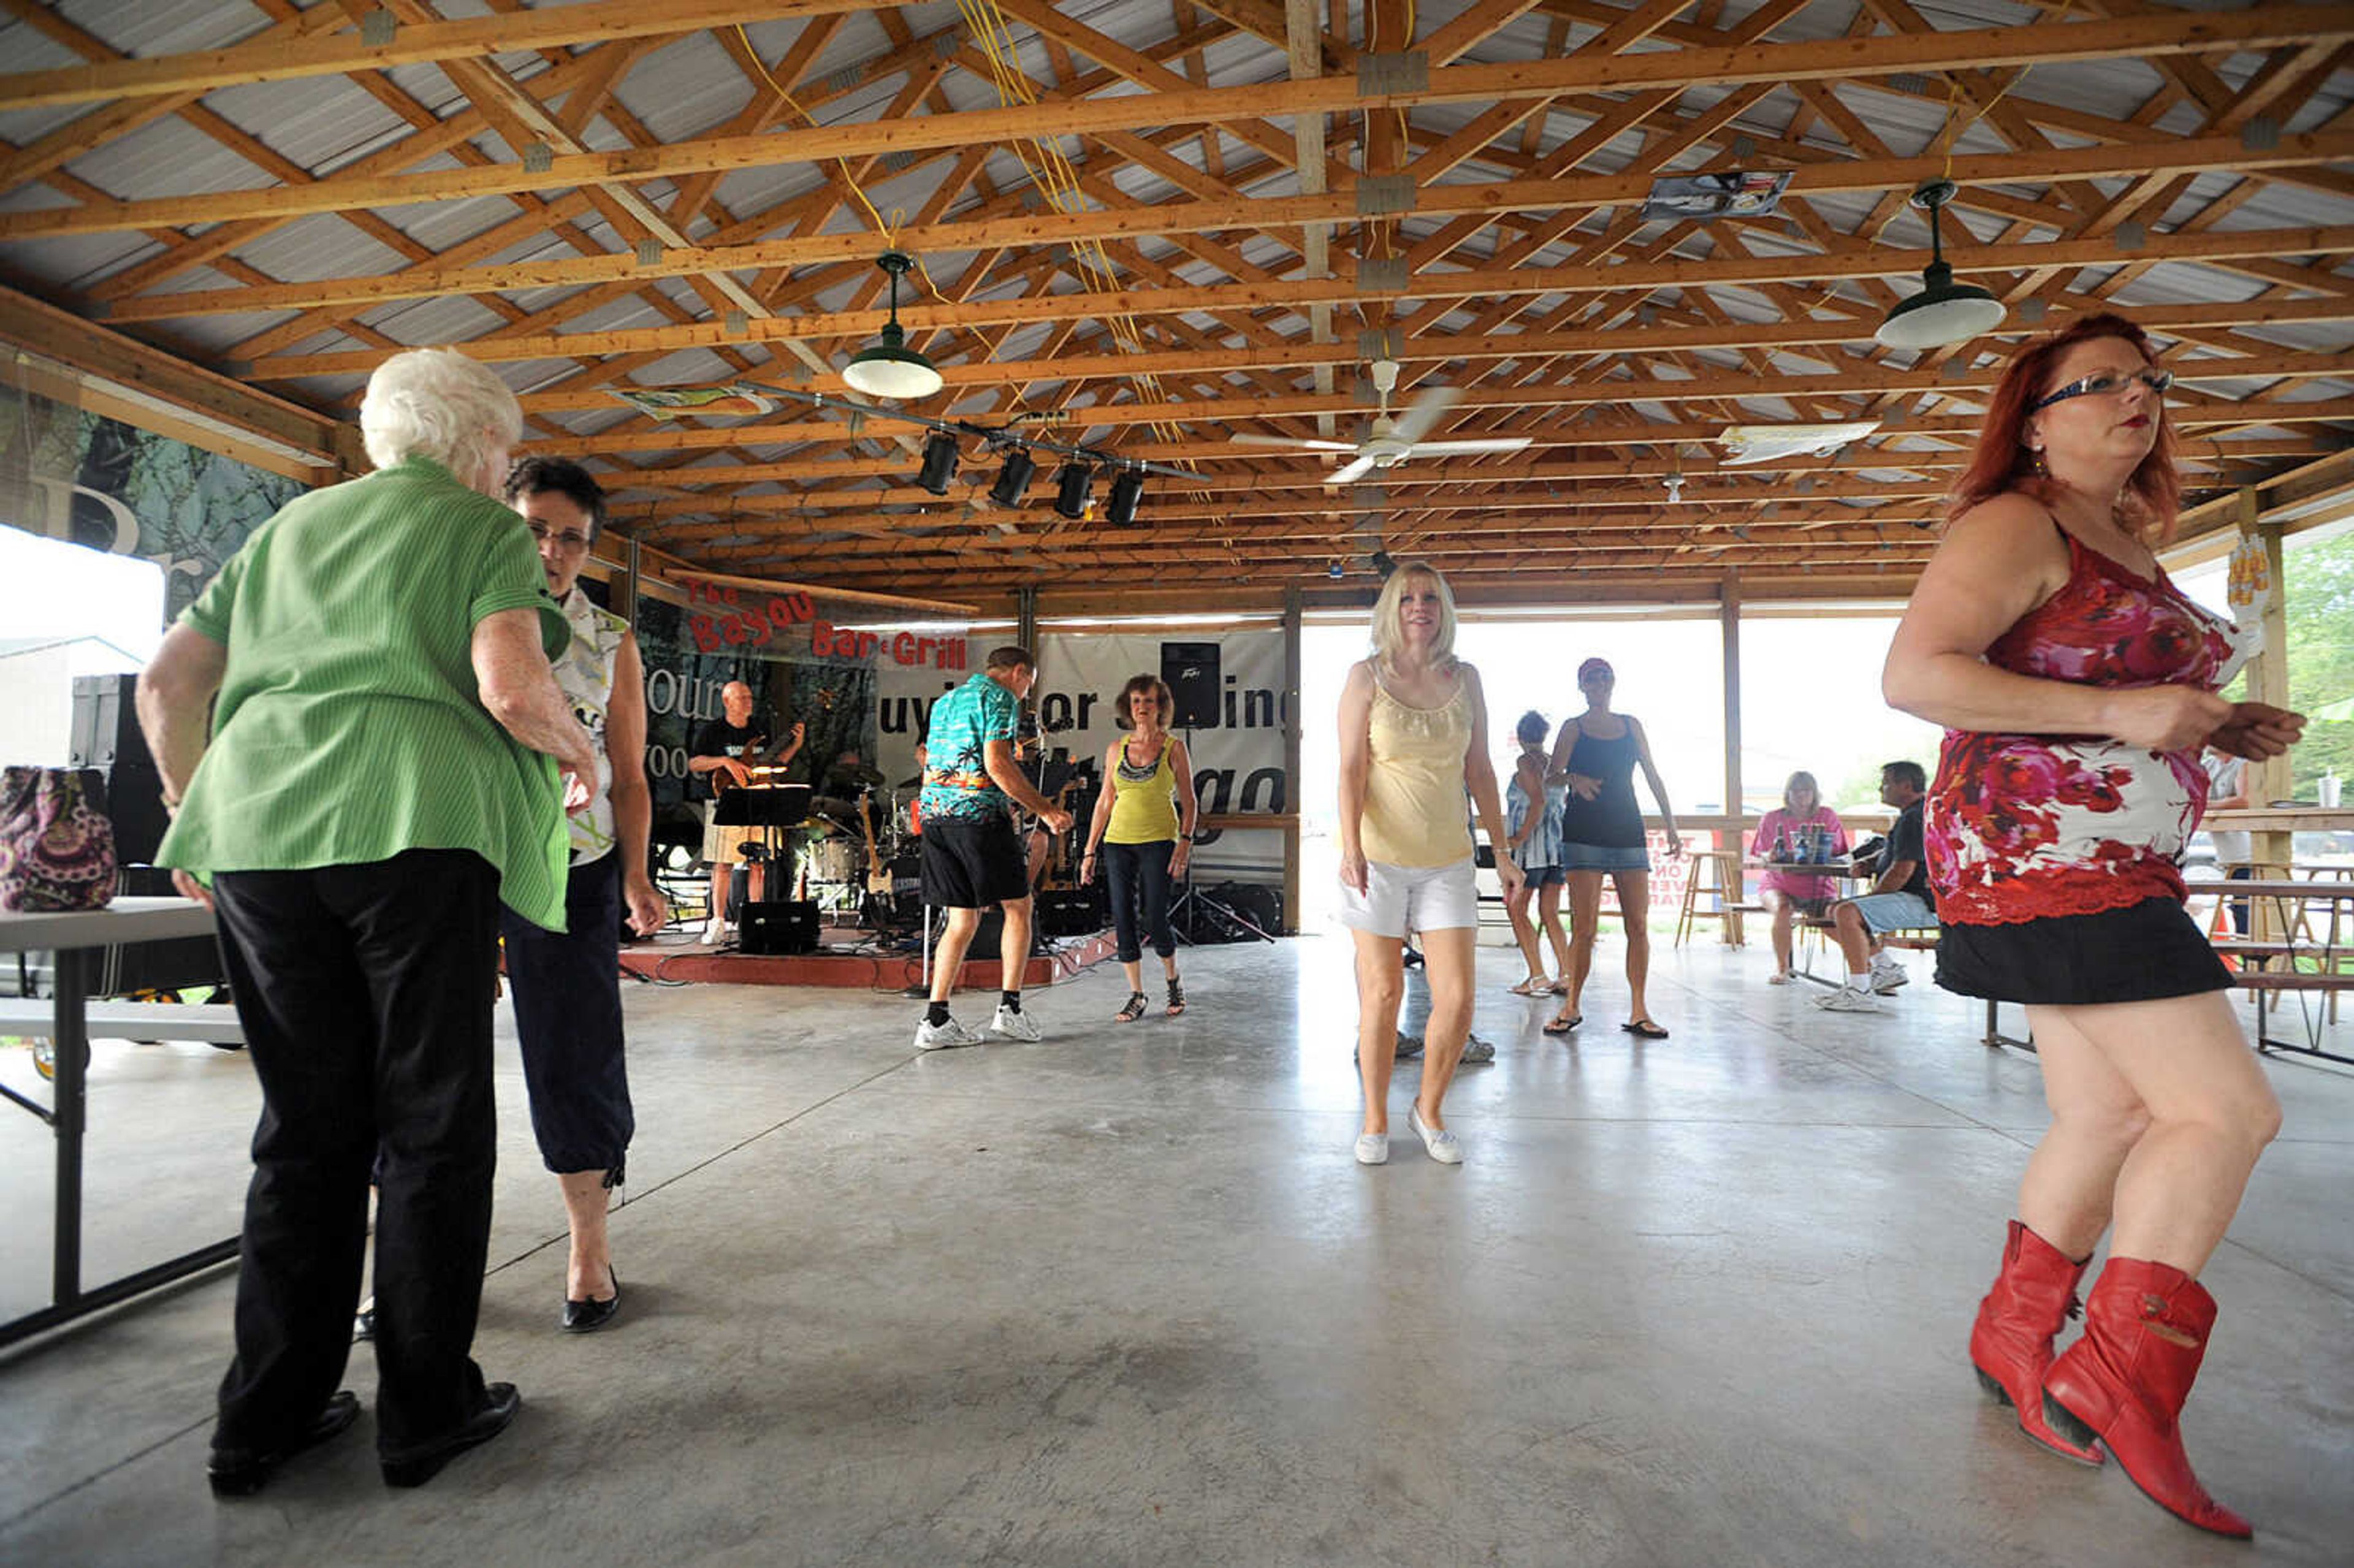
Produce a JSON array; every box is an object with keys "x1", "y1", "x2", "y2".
[{"x1": 618, "y1": 924, "x2": 1121, "y2": 990}]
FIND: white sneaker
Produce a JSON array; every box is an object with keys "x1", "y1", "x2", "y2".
[
  {"x1": 1815, "y1": 986, "x2": 1883, "y2": 1013},
  {"x1": 989, "y1": 1004, "x2": 1043, "y2": 1042},
  {"x1": 1354, "y1": 1133, "x2": 1389, "y2": 1165},
  {"x1": 1870, "y1": 959, "x2": 1909, "y2": 994},
  {"x1": 913, "y1": 1015, "x2": 983, "y2": 1051}
]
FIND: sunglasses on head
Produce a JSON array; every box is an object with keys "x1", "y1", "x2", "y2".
[{"x1": 2028, "y1": 367, "x2": 2173, "y2": 413}]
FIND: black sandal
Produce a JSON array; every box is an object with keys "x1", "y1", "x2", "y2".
[
  {"x1": 1165, "y1": 979, "x2": 1186, "y2": 1017},
  {"x1": 1542, "y1": 1012, "x2": 1582, "y2": 1036},
  {"x1": 1114, "y1": 992, "x2": 1148, "y2": 1023},
  {"x1": 1621, "y1": 1018, "x2": 1669, "y2": 1040}
]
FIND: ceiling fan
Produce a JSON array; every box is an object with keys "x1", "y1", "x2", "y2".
[{"x1": 1227, "y1": 359, "x2": 1532, "y2": 484}]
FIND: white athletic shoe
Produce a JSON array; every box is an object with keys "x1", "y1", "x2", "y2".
[
  {"x1": 989, "y1": 1004, "x2": 1043, "y2": 1043},
  {"x1": 1815, "y1": 986, "x2": 1883, "y2": 1013},
  {"x1": 1870, "y1": 959, "x2": 1910, "y2": 995},
  {"x1": 913, "y1": 1015, "x2": 983, "y2": 1051},
  {"x1": 1354, "y1": 1133, "x2": 1389, "y2": 1166}
]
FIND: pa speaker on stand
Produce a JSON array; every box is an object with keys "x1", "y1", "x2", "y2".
[{"x1": 1159, "y1": 641, "x2": 1220, "y2": 731}]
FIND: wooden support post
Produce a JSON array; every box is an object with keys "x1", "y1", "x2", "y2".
[
  {"x1": 2242, "y1": 507, "x2": 2295, "y2": 933},
  {"x1": 1720, "y1": 569, "x2": 1745, "y2": 945},
  {"x1": 1282, "y1": 587, "x2": 1304, "y2": 934},
  {"x1": 616, "y1": 534, "x2": 641, "y2": 628}
]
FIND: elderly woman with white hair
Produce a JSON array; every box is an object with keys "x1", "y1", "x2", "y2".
[{"x1": 138, "y1": 348, "x2": 598, "y2": 1494}]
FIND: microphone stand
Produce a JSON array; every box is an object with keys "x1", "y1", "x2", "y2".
[{"x1": 1164, "y1": 722, "x2": 1276, "y2": 945}]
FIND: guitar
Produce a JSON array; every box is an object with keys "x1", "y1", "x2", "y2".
[
  {"x1": 713, "y1": 721, "x2": 804, "y2": 796},
  {"x1": 857, "y1": 793, "x2": 893, "y2": 896}
]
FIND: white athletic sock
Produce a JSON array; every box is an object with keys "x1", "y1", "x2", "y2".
[{"x1": 1847, "y1": 971, "x2": 1873, "y2": 990}]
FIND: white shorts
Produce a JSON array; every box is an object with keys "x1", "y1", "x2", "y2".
[{"x1": 1336, "y1": 856, "x2": 1480, "y2": 938}]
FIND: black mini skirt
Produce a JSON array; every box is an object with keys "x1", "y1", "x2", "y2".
[{"x1": 1935, "y1": 896, "x2": 2231, "y2": 1005}]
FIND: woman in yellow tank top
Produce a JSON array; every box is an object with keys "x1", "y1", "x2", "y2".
[
  {"x1": 1080, "y1": 674, "x2": 1198, "y2": 1022},
  {"x1": 1336, "y1": 561, "x2": 1522, "y2": 1167}
]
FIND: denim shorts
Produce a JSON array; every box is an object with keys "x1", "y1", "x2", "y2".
[
  {"x1": 1846, "y1": 891, "x2": 1935, "y2": 935},
  {"x1": 1519, "y1": 863, "x2": 1569, "y2": 888},
  {"x1": 1560, "y1": 841, "x2": 1651, "y2": 873}
]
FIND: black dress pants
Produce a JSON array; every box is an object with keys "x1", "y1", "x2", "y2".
[
  {"x1": 208, "y1": 848, "x2": 501, "y2": 1457},
  {"x1": 498, "y1": 853, "x2": 633, "y2": 1179}
]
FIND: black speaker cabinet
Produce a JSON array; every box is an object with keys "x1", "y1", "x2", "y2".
[
  {"x1": 69, "y1": 674, "x2": 170, "y2": 865},
  {"x1": 741, "y1": 899, "x2": 819, "y2": 956},
  {"x1": 1159, "y1": 640, "x2": 1221, "y2": 729}
]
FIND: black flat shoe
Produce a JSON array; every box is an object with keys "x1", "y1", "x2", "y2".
[
  {"x1": 208, "y1": 1390, "x2": 362, "y2": 1498},
  {"x1": 379, "y1": 1382, "x2": 521, "y2": 1488},
  {"x1": 561, "y1": 1266, "x2": 620, "y2": 1334}
]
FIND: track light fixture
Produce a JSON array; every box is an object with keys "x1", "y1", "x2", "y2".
[
  {"x1": 1104, "y1": 466, "x2": 1146, "y2": 527},
  {"x1": 842, "y1": 251, "x2": 943, "y2": 400},
  {"x1": 1371, "y1": 549, "x2": 1398, "y2": 579},
  {"x1": 988, "y1": 447, "x2": 1037, "y2": 508},
  {"x1": 1876, "y1": 180, "x2": 2006, "y2": 350},
  {"x1": 915, "y1": 431, "x2": 959, "y2": 495},
  {"x1": 1053, "y1": 461, "x2": 1094, "y2": 520}
]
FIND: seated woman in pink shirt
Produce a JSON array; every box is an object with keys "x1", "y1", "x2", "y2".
[{"x1": 1751, "y1": 771, "x2": 1849, "y2": 984}]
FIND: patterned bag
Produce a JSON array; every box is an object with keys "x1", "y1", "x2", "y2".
[{"x1": 0, "y1": 766, "x2": 117, "y2": 913}]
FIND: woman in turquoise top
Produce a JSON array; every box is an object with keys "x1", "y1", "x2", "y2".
[
  {"x1": 137, "y1": 348, "x2": 597, "y2": 1496},
  {"x1": 1081, "y1": 673, "x2": 1199, "y2": 1022}
]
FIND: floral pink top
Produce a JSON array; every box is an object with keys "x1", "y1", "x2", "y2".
[
  {"x1": 1754, "y1": 805, "x2": 1850, "y2": 900},
  {"x1": 1928, "y1": 532, "x2": 2257, "y2": 927}
]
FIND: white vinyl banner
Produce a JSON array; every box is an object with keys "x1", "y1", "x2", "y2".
[{"x1": 872, "y1": 630, "x2": 1290, "y2": 883}]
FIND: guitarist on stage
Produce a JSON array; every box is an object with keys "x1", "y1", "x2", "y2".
[{"x1": 688, "y1": 679, "x2": 802, "y2": 943}]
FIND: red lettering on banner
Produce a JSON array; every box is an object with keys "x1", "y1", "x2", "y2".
[
  {"x1": 892, "y1": 631, "x2": 918, "y2": 666},
  {"x1": 690, "y1": 615, "x2": 722, "y2": 653}
]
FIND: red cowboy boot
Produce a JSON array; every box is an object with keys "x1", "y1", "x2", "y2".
[
  {"x1": 2043, "y1": 1258, "x2": 2253, "y2": 1539},
  {"x1": 1968, "y1": 1221, "x2": 2102, "y2": 1464}
]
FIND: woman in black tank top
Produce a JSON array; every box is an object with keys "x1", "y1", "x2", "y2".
[{"x1": 1543, "y1": 658, "x2": 1683, "y2": 1040}]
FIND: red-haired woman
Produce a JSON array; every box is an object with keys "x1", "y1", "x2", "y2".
[
  {"x1": 1080, "y1": 674, "x2": 1198, "y2": 1021},
  {"x1": 1884, "y1": 313, "x2": 2302, "y2": 1537}
]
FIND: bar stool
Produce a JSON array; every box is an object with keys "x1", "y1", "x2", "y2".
[{"x1": 1675, "y1": 849, "x2": 1760, "y2": 947}]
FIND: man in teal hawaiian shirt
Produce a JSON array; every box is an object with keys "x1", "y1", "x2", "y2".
[{"x1": 915, "y1": 645, "x2": 1072, "y2": 1050}]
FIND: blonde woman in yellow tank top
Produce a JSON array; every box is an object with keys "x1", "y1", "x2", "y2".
[
  {"x1": 1336, "y1": 562, "x2": 1523, "y2": 1166},
  {"x1": 1080, "y1": 673, "x2": 1199, "y2": 1022}
]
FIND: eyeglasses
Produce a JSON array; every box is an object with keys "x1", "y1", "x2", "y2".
[
  {"x1": 525, "y1": 522, "x2": 593, "y2": 553},
  {"x1": 2028, "y1": 367, "x2": 2173, "y2": 413}
]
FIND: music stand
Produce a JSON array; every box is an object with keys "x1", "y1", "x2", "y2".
[{"x1": 713, "y1": 783, "x2": 812, "y2": 926}]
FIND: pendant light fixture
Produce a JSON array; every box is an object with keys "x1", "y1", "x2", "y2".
[
  {"x1": 842, "y1": 251, "x2": 943, "y2": 400},
  {"x1": 1875, "y1": 180, "x2": 2006, "y2": 351}
]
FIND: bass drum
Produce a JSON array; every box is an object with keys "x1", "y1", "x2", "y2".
[{"x1": 805, "y1": 837, "x2": 861, "y2": 888}]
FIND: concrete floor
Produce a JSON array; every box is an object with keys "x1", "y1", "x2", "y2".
[{"x1": 3, "y1": 931, "x2": 2350, "y2": 1567}]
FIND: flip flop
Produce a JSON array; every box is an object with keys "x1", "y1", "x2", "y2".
[
  {"x1": 1507, "y1": 977, "x2": 1548, "y2": 997},
  {"x1": 1621, "y1": 1019, "x2": 1669, "y2": 1040},
  {"x1": 1542, "y1": 1013, "x2": 1581, "y2": 1036}
]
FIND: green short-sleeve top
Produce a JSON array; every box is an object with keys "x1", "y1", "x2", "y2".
[{"x1": 156, "y1": 457, "x2": 574, "y2": 930}]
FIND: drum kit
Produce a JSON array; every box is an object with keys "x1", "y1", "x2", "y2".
[{"x1": 787, "y1": 771, "x2": 921, "y2": 927}]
